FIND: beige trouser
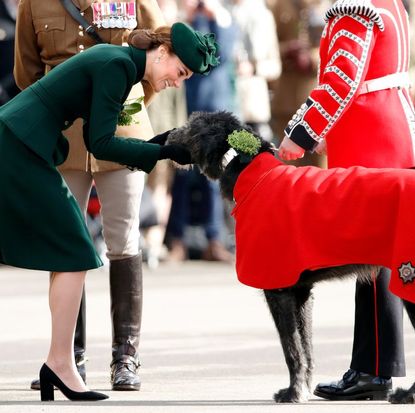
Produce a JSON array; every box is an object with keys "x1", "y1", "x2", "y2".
[{"x1": 61, "y1": 168, "x2": 145, "y2": 260}]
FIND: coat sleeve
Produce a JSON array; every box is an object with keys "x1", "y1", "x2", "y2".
[
  {"x1": 13, "y1": 0, "x2": 45, "y2": 90},
  {"x1": 85, "y1": 59, "x2": 161, "y2": 173},
  {"x1": 284, "y1": 13, "x2": 379, "y2": 150}
]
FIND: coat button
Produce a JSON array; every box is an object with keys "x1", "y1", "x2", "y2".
[
  {"x1": 79, "y1": 44, "x2": 84, "y2": 50},
  {"x1": 79, "y1": 25, "x2": 83, "y2": 30},
  {"x1": 44, "y1": 24, "x2": 48, "y2": 29},
  {"x1": 79, "y1": 31, "x2": 84, "y2": 36}
]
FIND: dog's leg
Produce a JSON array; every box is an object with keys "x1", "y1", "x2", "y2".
[
  {"x1": 389, "y1": 300, "x2": 415, "y2": 404},
  {"x1": 295, "y1": 286, "x2": 314, "y2": 393},
  {"x1": 264, "y1": 288, "x2": 309, "y2": 403}
]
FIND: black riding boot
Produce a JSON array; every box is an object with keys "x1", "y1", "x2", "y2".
[
  {"x1": 30, "y1": 287, "x2": 87, "y2": 390},
  {"x1": 74, "y1": 286, "x2": 87, "y2": 382},
  {"x1": 110, "y1": 253, "x2": 143, "y2": 391}
]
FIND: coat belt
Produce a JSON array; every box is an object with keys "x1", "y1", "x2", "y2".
[{"x1": 357, "y1": 72, "x2": 411, "y2": 96}]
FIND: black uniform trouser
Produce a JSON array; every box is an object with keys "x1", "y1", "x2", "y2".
[{"x1": 350, "y1": 267, "x2": 405, "y2": 377}]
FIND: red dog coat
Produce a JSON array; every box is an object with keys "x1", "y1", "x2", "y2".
[{"x1": 232, "y1": 153, "x2": 415, "y2": 302}]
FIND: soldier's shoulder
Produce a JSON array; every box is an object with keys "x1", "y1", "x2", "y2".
[
  {"x1": 21, "y1": 0, "x2": 66, "y2": 19},
  {"x1": 325, "y1": 0, "x2": 384, "y2": 31}
]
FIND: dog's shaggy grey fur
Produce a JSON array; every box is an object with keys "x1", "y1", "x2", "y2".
[{"x1": 167, "y1": 111, "x2": 415, "y2": 403}]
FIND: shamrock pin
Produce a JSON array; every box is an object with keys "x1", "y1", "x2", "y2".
[{"x1": 227, "y1": 130, "x2": 261, "y2": 163}]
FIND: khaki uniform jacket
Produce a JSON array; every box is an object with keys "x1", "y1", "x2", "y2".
[
  {"x1": 14, "y1": 0, "x2": 165, "y2": 172},
  {"x1": 266, "y1": 0, "x2": 331, "y2": 119}
]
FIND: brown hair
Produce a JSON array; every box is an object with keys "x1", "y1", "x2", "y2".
[{"x1": 127, "y1": 26, "x2": 173, "y2": 52}]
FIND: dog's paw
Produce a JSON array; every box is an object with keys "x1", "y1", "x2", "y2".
[
  {"x1": 273, "y1": 387, "x2": 309, "y2": 403},
  {"x1": 389, "y1": 387, "x2": 415, "y2": 404}
]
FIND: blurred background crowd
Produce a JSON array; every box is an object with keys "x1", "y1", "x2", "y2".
[{"x1": 1, "y1": 0, "x2": 414, "y2": 268}]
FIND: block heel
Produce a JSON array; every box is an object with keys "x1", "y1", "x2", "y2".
[
  {"x1": 39, "y1": 364, "x2": 108, "y2": 401},
  {"x1": 40, "y1": 379, "x2": 54, "y2": 401}
]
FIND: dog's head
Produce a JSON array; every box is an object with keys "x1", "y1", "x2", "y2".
[
  {"x1": 167, "y1": 111, "x2": 275, "y2": 190},
  {"x1": 167, "y1": 111, "x2": 243, "y2": 179}
]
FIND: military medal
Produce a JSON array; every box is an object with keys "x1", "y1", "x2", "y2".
[
  {"x1": 101, "y1": 3, "x2": 110, "y2": 28},
  {"x1": 126, "y1": 2, "x2": 137, "y2": 29},
  {"x1": 109, "y1": 3, "x2": 116, "y2": 28},
  {"x1": 92, "y1": 1, "x2": 137, "y2": 31},
  {"x1": 92, "y1": 2, "x2": 102, "y2": 28}
]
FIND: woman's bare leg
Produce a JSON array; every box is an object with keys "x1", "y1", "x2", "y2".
[{"x1": 46, "y1": 271, "x2": 88, "y2": 392}]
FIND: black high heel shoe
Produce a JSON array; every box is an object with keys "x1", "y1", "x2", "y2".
[{"x1": 39, "y1": 363, "x2": 109, "y2": 401}]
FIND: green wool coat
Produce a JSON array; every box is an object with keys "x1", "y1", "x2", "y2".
[
  {"x1": 0, "y1": 45, "x2": 160, "y2": 272},
  {"x1": 0, "y1": 44, "x2": 160, "y2": 171}
]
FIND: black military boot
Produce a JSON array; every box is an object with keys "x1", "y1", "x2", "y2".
[
  {"x1": 110, "y1": 254, "x2": 143, "y2": 391},
  {"x1": 30, "y1": 287, "x2": 87, "y2": 390}
]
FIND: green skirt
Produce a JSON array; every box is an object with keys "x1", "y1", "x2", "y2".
[{"x1": 0, "y1": 122, "x2": 102, "y2": 272}]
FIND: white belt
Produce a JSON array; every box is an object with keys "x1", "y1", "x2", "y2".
[{"x1": 357, "y1": 72, "x2": 411, "y2": 95}]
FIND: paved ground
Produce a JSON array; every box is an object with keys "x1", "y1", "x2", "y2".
[{"x1": 1, "y1": 261, "x2": 415, "y2": 412}]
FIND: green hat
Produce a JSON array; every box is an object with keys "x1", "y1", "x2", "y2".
[{"x1": 171, "y1": 22, "x2": 220, "y2": 76}]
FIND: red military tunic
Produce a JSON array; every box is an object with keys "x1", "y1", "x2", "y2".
[
  {"x1": 284, "y1": 0, "x2": 415, "y2": 168},
  {"x1": 231, "y1": 153, "x2": 415, "y2": 302}
]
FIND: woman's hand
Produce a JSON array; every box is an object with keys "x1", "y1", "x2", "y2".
[
  {"x1": 148, "y1": 129, "x2": 176, "y2": 145},
  {"x1": 158, "y1": 144, "x2": 193, "y2": 165},
  {"x1": 278, "y1": 136, "x2": 305, "y2": 160}
]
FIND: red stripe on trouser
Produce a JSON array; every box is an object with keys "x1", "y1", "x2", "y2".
[{"x1": 372, "y1": 270, "x2": 379, "y2": 376}]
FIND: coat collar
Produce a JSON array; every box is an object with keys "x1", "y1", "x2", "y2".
[
  {"x1": 128, "y1": 46, "x2": 147, "y2": 83},
  {"x1": 72, "y1": 0, "x2": 94, "y2": 13}
]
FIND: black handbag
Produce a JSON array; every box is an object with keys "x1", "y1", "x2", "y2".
[{"x1": 58, "y1": 0, "x2": 104, "y2": 44}]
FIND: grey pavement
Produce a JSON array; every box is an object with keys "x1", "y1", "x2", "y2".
[{"x1": 1, "y1": 261, "x2": 415, "y2": 413}]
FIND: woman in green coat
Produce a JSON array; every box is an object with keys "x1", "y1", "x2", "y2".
[{"x1": 0, "y1": 22, "x2": 219, "y2": 401}]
